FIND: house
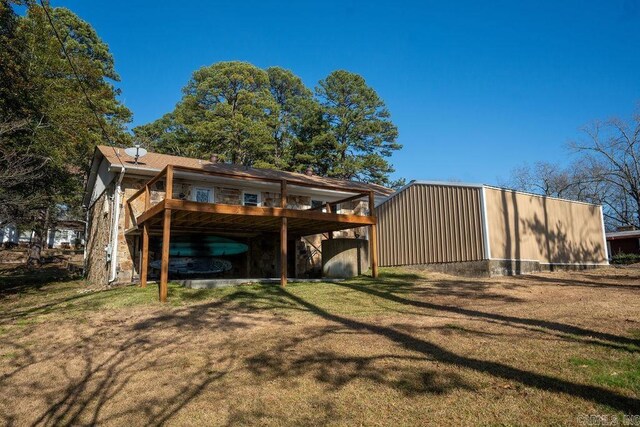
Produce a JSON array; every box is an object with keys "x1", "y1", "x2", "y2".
[
  {"x1": 606, "y1": 227, "x2": 640, "y2": 257},
  {"x1": 1, "y1": 221, "x2": 84, "y2": 249},
  {"x1": 375, "y1": 181, "x2": 608, "y2": 276},
  {"x1": 83, "y1": 146, "x2": 392, "y2": 301},
  {"x1": 0, "y1": 224, "x2": 23, "y2": 246}
]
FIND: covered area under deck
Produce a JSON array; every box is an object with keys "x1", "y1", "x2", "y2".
[{"x1": 126, "y1": 165, "x2": 379, "y2": 302}]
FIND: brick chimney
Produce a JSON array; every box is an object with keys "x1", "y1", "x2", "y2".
[{"x1": 209, "y1": 154, "x2": 218, "y2": 163}]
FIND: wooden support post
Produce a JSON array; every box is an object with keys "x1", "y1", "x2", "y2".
[
  {"x1": 245, "y1": 237, "x2": 251, "y2": 278},
  {"x1": 280, "y1": 179, "x2": 287, "y2": 287},
  {"x1": 159, "y1": 208, "x2": 172, "y2": 302},
  {"x1": 368, "y1": 191, "x2": 378, "y2": 278},
  {"x1": 165, "y1": 165, "x2": 174, "y2": 201},
  {"x1": 140, "y1": 222, "x2": 149, "y2": 288},
  {"x1": 369, "y1": 223, "x2": 378, "y2": 278},
  {"x1": 280, "y1": 218, "x2": 287, "y2": 287}
]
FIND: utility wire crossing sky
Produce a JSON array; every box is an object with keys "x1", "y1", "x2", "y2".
[{"x1": 49, "y1": 0, "x2": 640, "y2": 185}]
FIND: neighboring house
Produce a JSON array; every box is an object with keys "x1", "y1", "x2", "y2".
[
  {"x1": 375, "y1": 181, "x2": 608, "y2": 276},
  {"x1": 83, "y1": 146, "x2": 392, "y2": 299},
  {"x1": 606, "y1": 228, "x2": 640, "y2": 258},
  {"x1": 46, "y1": 221, "x2": 85, "y2": 249},
  {"x1": 0, "y1": 224, "x2": 31, "y2": 246},
  {"x1": 1, "y1": 222, "x2": 84, "y2": 249}
]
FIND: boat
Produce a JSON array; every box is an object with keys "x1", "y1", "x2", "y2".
[
  {"x1": 163, "y1": 236, "x2": 248, "y2": 257},
  {"x1": 149, "y1": 257, "x2": 232, "y2": 274}
]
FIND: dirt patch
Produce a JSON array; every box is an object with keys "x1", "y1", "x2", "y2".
[
  {"x1": 0, "y1": 267, "x2": 638, "y2": 425},
  {"x1": 0, "y1": 250, "x2": 28, "y2": 263}
]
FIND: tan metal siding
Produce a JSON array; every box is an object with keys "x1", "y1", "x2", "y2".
[
  {"x1": 376, "y1": 184, "x2": 485, "y2": 266},
  {"x1": 484, "y1": 187, "x2": 607, "y2": 264}
]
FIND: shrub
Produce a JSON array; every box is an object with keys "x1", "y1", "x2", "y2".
[
  {"x1": 610, "y1": 252, "x2": 640, "y2": 265},
  {"x1": 3, "y1": 242, "x2": 18, "y2": 250}
]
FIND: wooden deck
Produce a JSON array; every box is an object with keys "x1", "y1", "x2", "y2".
[
  {"x1": 130, "y1": 199, "x2": 376, "y2": 236},
  {"x1": 126, "y1": 165, "x2": 379, "y2": 301}
]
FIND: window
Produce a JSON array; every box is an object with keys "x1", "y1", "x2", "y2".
[
  {"x1": 311, "y1": 200, "x2": 324, "y2": 209},
  {"x1": 193, "y1": 187, "x2": 213, "y2": 203},
  {"x1": 243, "y1": 192, "x2": 260, "y2": 207}
]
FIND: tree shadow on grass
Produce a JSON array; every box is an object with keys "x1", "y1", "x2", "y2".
[
  {"x1": 245, "y1": 324, "x2": 475, "y2": 396},
  {"x1": 352, "y1": 271, "x2": 527, "y2": 303},
  {"x1": 335, "y1": 280, "x2": 640, "y2": 352},
  {"x1": 0, "y1": 315, "x2": 239, "y2": 426},
  {"x1": 0, "y1": 286, "x2": 128, "y2": 323},
  {"x1": 0, "y1": 265, "x2": 80, "y2": 299},
  {"x1": 515, "y1": 271, "x2": 640, "y2": 291},
  {"x1": 129, "y1": 280, "x2": 640, "y2": 414},
  {"x1": 272, "y1": 286, "x2": 640, "y2": 414},
  {"x1": 3, "y1": 272, "x2": 639, "y2": 425}
]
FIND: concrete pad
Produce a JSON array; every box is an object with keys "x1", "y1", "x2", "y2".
[{"x1": 177, "y1": 277, "x2": 345, "y2": 289}]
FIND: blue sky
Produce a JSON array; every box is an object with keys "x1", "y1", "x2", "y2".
[{"x1": 49, "y1": 0, "x2": 640, "y2": 185}]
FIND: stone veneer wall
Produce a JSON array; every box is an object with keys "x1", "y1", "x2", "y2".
[
  {"x1": 215, "y1": 187, "x2": 242, "y2": 204},
  {"x1": 117, "y1": 178, "x2": 145, "y2": 282}
]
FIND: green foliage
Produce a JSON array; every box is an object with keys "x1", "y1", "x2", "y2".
[
  {"x1": 0, "y1": 2, "x2": 130, "y2": 232},
  {"x1": 134, "y1": 62, "x2": 402, "y2": 185},
  {"x1": 21, "y1": 5, "x2": 131, "y2": 168},
  {"x1": 610, "y1": 252, "x2": 640, "y2": 265},
  {"x1": 315, "y1": 70, "x2": 400, "y2": 184},
  {"x1": 266, "y1": 66, "x2": 316, "y2": 170},
  {"x1": 0, "y1": 1, "x2": 33, "y2": 119},
  {"x1": 175, "y1": 61, "x2": 278, "y2": 167},
  {"x1": 0, "y1": 1, "x2": 129, "y2": 267},
  {"x1": 133, "y1": 112, "x2": 196, "y2": 157}
]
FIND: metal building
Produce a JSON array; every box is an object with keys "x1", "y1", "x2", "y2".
[{"x1": 375, "y1": 181, "x2": 608, "y2": 275}]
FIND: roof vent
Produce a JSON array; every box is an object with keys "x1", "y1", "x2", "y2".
[
  {"x1": 305, "y1": 166, "x2": 314, "y2": 176},
  {"x1": 209, "y1": 154, "x2": 218, "y2": 163}
]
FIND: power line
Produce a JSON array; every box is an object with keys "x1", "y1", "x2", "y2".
[{"x1": 38, "y1": 0, "x2": 124, "y2": 166}]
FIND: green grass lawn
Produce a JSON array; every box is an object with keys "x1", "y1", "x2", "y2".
[{"x1": 0, "y1": 264, "x2": 639, "y2": 425}]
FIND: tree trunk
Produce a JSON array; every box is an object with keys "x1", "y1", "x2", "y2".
[
  {"x1": 27, "y1": 229, "x2": 43, "y2": 267},
  {"x1": 27, "y1": 208, "x2": 48, "y2": 267}
]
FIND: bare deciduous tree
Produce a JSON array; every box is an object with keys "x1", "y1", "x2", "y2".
[
  {"x1": 503, "y1": 108, "x2": 640, "y2": 231},
  {"x1": 504, "y1": 161, "x2": 577, "y2": 198},
  {"x1": 571, "y1": 111, "x2": 640, "y2": 229}
]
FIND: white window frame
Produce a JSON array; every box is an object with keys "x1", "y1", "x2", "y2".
[
  {"x1": 242, "y1": 190, "x2": 262, "y2": 207},
  {"x1": 192, "y1": 186, "x2": 214, "y2": 203}
]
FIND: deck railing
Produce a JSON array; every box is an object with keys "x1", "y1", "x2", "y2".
[
  {"x1": 125, "y1": 164, "x2": 377, "y2": 230},
  {"x1": 125, "y1": 165, "x2": 173, "y2": 230}
]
